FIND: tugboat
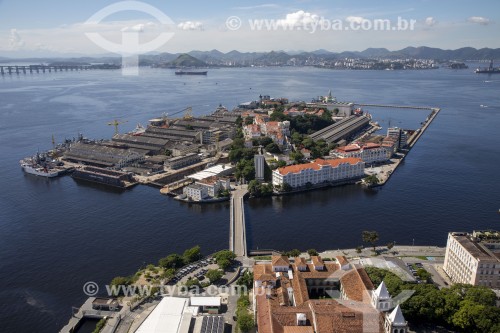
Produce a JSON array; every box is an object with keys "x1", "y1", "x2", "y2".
[{"x1": 475, "y1": 60, "x2": 500, "y2": 74}]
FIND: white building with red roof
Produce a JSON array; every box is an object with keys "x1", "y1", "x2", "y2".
[
  {"x1": 331, "y1": 143, "x2": 392, "y2": 164},
  {"x1": 272, "y1": 158, "x2": 365, "y2": 189}
]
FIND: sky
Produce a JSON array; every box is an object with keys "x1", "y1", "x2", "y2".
[{"x1": 0, "y1": 0, "x2": 499, "y2": 57}]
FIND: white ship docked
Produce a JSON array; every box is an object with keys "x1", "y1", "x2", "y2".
[
  {"x1": 20, "y1": 155, "x2": 60, "y2": 178},
  {"x1": 20, "y1": 162, "x2": 60, "y2": 177}
]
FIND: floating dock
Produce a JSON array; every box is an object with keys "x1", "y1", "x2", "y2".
[{"x1": 72, "y1": 166, "x2": 137, "y2": 189}]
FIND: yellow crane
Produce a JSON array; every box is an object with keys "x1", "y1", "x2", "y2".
[
  {"x1": 183, "y1": 107, "x2": 193, "y2": 121},
  {"x1": 108, "y1": 119, "x2": 128, "y2": 135}
]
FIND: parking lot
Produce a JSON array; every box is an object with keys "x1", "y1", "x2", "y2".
[{"x1": 168, "y1": 257, "x2": 218, "y2": 285}]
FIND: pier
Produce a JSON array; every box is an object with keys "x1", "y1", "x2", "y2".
[
  {"x1": 229, "y1": 186, "x2": 248, "y2": 257},
  {"x1": 365, "y1": 106, "x2": 441, "y2": 186},
  {"x1": 354, "y1": 103, "x2": 435, "y2": 110}
]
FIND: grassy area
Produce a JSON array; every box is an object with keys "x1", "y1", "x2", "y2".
[
  {"x1": 92, "y1": 318, "x2": 107, "y2": 333},
  {"x1": 253, "y1": 256, "x2": 272, "y2": 260}
]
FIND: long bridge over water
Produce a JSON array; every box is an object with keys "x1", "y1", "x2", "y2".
[{"x1": 0, "y1": 64, "x2": 119, "y2": 75}]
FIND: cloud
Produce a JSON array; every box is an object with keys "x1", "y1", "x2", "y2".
[
  {"x1": 277, "y1": 10, "x2": 321, "y2": 27},
  {"x1": 177, "y1": 21, "x2": 203, "y2": 31},
  {"x1": 425, "y1": 17, "x2": 437, "y2": 27},
  {"x1": 121, "y1": 24, "x2": 145, "y2": 32},
  {"x1": 345, "y1": 16, "x2": 368, "y2": 25},
  {"x1": 8, "y1": 29, "x2": 25, "y2": 50},
  {"x1": 467, "y1": 16, "x2": 490, "y2": 25},
  {"x1": 233, "y1": 4, "x2": 279, "y2": 10}
]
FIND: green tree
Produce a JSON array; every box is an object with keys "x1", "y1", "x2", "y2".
[
  {"x1": 265, "y1": 142, "x2": 281, "y2": 154},
  {"x1": 235, "y1": 116, "x2": 243, "y2": 127},
  {"x1": 277, "y1": 160, "x2": 287, "y2": 168},
  {"x1": 258, "y1": 136, "x2": 273, "y2": 147},
  {"x1": 92, "y1": 318, "x2": 107, "y2": 333},
  {"x1": 183, "y1": 245, "x2": 202, "y2": 263},
  {"x1": 416, "y1": 268, "x2": 432, "y2": 283},
  {"x1": 244, "y1": 116, "x2": 253, "y2": 125},
  {"x1": 206, "y1": 269, "x2": 224, "y2": 284},
  {"x1": 248, "y1": 180, "x2": 261, "y2": 197},
  {"x1": 184, "y1": 277, "x2": 200, "y2": 289},
  {"x1": 158, "y1": 254, "x2": 184, "y2": 269},
  {"x1": 229, "y1": 148, "x2": 244, "y2": 162},
  {"x1": 362, "y1": 231, "x2": 379, "y2": 251},
  {"x1": 307, "y1": 249, "x2": 319, "y2": 256},
  {"x1": 286, "y1": 249, "x2": 301, "y2": 257},
  {"x1": 161, "y1": 268, "x2": 176, "y2": 280},
  {"x1": 464, "y1": 285, "x2": 497, "y2": 306},
  {"x1": 290, "y1": 151, "x2": 304, "y2": 164},
  {"x1": 237, "y1": 271, "x2": 254, "y2": 289},
  {"x1": 214, "y1": 250, "x2": 236, "y2": 269},
  {"x1": 291, "y1": 132, "x2": 303, "y2": 145},
  {"x1": 110, "y1": 276, "x2": 131, "y2": 287},
  {"x1": 237, "y1": 311, "x2": 254, "y2": 333},
  {"x1": 261, "y1": 183, "x2": 274, "y2": 196},
  {"x1": 302, "y1": 137, "x2": 314, "y2": 149},
  {"x1": 364, "y1": 175, "x2": 380, "y2": 186}
]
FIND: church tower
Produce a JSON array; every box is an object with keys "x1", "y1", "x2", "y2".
[{"x1": 371, "y1": 281, "x2": 393, "y2": 311}]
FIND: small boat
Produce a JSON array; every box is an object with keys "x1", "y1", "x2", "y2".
[{"x1": 175, "y1": 70, "x2": 208, "y2": 76}]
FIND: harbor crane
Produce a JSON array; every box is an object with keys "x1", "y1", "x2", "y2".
[
  {"x1": 108, "y1": 119, "x2": 128, "y2": 135},
  {"x1": 183, "y1": 107, "x2": 193, "y2": 121}
]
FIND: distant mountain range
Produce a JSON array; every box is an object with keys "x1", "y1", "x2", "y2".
[{"x1": 1, "y1": 46, "x2": 499, "y2": 66}]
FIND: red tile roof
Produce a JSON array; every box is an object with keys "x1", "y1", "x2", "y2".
[
  {"x1": 272, "y1": 255, "x2": 290, "y2": 267},
  {"x1": 277, "y1": 158, "x2": 362, "y2": 176}
]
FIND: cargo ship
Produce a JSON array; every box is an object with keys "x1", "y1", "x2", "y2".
[
  {"x1": 175, "y1": 70, "x2": 208, "y2": 75},
  {"x1": 475, "y1": 60, "x2": 500, "y2": 74}
]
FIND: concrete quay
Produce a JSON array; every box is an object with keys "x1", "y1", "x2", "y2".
[{"x1": 365, "y1": 107, "x2": 441, "y2": 186}]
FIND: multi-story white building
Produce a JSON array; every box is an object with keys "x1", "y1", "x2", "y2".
[
  {"x1": 272, "y1": 158, "x2": 364, "y2": 189},
  {"x1": 331, "y1": 143, "x2": 391, "y2": 164},
  {"x1": 443, "y1": 231, "x2": 500, "y2": 288},
  {"x1": 183, "y1": 184, "x2": 208, "y2": 201},
  {"x1": 185, "y1": 177, "x2": 231, "y2": 200}
]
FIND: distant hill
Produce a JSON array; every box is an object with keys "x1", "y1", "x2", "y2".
[
  {"x1": 3, "y1": 46, "x2": 500, "y2": 67},
  {"x1": 164, "y1": 54, "x2": 207, "y2": 68}
]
